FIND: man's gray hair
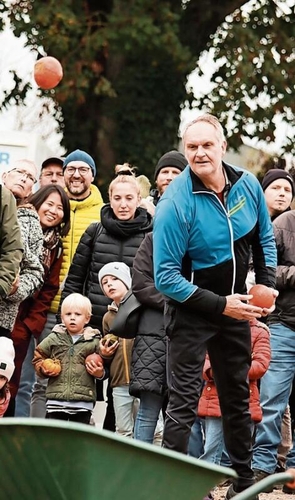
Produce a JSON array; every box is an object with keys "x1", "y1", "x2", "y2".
[{"x1": 183, "y1": 114, "x2": 226, "y2": 143}]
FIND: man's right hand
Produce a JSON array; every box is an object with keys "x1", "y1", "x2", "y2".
[{"x1": 223, "y1": 293, "x2": 263, "y2": 320}]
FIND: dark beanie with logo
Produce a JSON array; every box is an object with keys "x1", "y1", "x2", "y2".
[
  {"x1": 154, "y1": 150, "x2": 187, "y2": 180},
  {"x1": 261, "y1": 169, "x2": 295, "y2": 198}
]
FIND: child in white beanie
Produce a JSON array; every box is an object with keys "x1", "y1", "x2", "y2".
[
  {"x1": 98, "y1": 262, "x2": 138, "y2": 438},
  {"x1": 0, "y1": 338, "x2": 15, "y2": 417}
]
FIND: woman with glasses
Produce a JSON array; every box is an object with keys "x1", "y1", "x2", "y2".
[
  {"x1": 0, "y1": 160, "x2": 44, "y2": 339},
  {"x1": 6, "y1": 185, "x2": 71, "y2": 416}
]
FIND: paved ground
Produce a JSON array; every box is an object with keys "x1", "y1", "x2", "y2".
[{"x1": 213, "y1": 485, "x2": 292, "y2": 500}]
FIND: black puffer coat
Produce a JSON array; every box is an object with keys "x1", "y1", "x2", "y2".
[
  {"x1": 60, "y1": 204, "x2": 153, "y2": 330},
  {"x1": 129, "y1": 232, "x2": 167, "y2": 397}
]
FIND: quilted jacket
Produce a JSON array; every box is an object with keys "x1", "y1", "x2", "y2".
[
  {"x1": 129, "y1": 233, "x2": 167, "y2": 398},
  {"x1": 198, "y1": 319, "x2": 271, "y2": 422},
  {"x1": 33, "y1": 324, "x2": 101, "y2": 403}
]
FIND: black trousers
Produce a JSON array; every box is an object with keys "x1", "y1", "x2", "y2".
[
  {"x1": 45, "y1": 410, "x2": 92, "y2": 425},
  {"x1": 163, "y1": 304, "x2": 253, "y2": 490}
]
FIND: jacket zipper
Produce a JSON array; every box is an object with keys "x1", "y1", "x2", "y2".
[
  {"x1": 194, "y1": 190, "x2": 236, "y2": 294},
  {"x1": 122, "y1": 339, "x2": 130, "y2": 383}
]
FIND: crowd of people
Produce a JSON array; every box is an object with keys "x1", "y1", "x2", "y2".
[{"x1": 0, "y1": 113, "x2": 295, "y2": 499}]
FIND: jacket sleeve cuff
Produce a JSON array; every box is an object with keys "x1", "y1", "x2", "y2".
[{"x1": 183, "y1": 288, "x2": 226, "y2": 315}]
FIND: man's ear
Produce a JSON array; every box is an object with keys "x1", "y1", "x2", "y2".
[{"x1": 221, "y1": 140, "x2": 227, "y2": 157}]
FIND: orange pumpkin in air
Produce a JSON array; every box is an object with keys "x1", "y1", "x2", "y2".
[
  {"x1": 34, "y1": 56, "x2": 63, "y2": 90},
  {"x1": 42, "y1": 358, "x2": 61, "y2": 376}
]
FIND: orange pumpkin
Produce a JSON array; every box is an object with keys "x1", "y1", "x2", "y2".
[
  {"x1": 42, "y1": 358, "x2": 61, "y2": 376},
  {"x1": 249, "y1": 284, "x2": 275, "y2": 309},
  {"x1": 85, "y1": 353, "x2": 103, "y2": 365}
]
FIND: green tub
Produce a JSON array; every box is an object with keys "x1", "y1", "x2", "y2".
[{"x1": 0, "y1": 418, "x2": 236, "y2": 500}]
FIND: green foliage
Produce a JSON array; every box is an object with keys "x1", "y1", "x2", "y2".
[
  {"x1": 1, "y1": 0, "x2": 197, "y2": 185},
  {"x1": 194, "y1": 0, "x2": 295, "y2": 153},
  {"x1": 0, "y1": 0, "x2": 294, "y2": 189}
]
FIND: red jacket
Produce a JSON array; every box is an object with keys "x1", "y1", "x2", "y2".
[{"x1": 197, "y1": 319, "x2": 271, "y2": 423}]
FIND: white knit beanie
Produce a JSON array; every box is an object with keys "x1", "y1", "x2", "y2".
[
  {"x1": 98, "y1": 262, "x2": 131, "y2": 294},
  {"x1": 0, "y1": 338, "x2": 15, "y2": 382}
]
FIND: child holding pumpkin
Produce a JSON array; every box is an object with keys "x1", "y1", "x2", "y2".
[
  {"x1": 98, "y1": 262, "x2": 138, "y2": 437},
  {"x1": 32, "y1": 293, "x2": 107, "y2": 424},
  {"x1": 0, "y1": 337, "x2": 15, "y2": 417}
]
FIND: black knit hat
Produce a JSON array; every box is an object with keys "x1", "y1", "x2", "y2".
[
  {"x1": 261, "y1": 169, "x2": 295, "y2": 198},
  {"x1": 154, "y1": 150, "x2": 187, "y2": 180}
]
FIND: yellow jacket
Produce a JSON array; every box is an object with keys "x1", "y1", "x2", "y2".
[{"x1": 50, "y1": 184, "x2": 104, "y2": 313}]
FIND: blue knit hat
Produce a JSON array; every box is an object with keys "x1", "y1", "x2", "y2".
[{"x1": 63, "y1": 149, "x2": 96, "y2": 176}]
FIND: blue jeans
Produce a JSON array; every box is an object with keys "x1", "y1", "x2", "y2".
[
  {"x1": 15, "y1": 336, "x2": 36, "y2": 417},
  {"x1": 253, "y1": 322, "x2": 295, "y2": 473},
  {"x1": 30, "y1": 313, "x2": 56, "y2": 418},
  {"x1": 188, "y1": 416, "x2": 204, "y2": 458},
  {"x1": 134, "y1": 392, "x2": 164, "y2": 444},
  {"x1": 113, "y1": 385, "x2": 139, "y2": 437}
]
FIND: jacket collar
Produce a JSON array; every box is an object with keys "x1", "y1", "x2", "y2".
[{"x1": 189, "y1": 161, "x2": 242, "y2": 193}]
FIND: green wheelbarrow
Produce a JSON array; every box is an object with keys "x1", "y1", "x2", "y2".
[{"x1": 0, "y1": 418, "x2": 294, "y2": 500}]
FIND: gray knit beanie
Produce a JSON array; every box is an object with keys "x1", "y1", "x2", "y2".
[{"x1": 98, "y1": 262, "x2": 131, "y2": 294}]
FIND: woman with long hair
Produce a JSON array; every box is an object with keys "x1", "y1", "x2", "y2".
[{"x1": 7, "y1": 185, "x2": 71, "y2": 415}]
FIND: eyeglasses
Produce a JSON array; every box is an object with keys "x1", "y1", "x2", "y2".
[
  {"x1": 41, "y1": 172, "x2": 64, "y2": 178},
  {"x1": 64, "y1": 166, "x2": 91, "y2": 176},
  {"x1": 10, "y1": 169, "x2": 37, "y2": 184}
]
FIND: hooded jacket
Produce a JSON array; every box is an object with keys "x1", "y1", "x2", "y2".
[{"x1": 32, "y1": 324, "x2": 101, "y2": 403}]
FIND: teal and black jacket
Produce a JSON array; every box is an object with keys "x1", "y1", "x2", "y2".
[{"x1": 153, "y1": 162, "x2": 277, "y2": 316}]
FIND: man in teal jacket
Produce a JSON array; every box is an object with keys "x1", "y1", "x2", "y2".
[{"x1": 153, "y1": 114, "x2": 277, "y2": 499}]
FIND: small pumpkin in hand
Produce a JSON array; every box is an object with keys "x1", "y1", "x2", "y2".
[
  {"x1": 101, "y1": 333, "x2": 118, "y2": 346},
  {"x1": 42, "y1": 358, "x2": 61, "y2": 376},
  {"x1": 85, "y1": 353, "x2": 103, "y2": 365}
]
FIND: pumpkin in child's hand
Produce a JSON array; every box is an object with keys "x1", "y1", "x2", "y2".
[
  {"x1": 101, "y1": 333, "x2": 118, "y2": 346},
  {"x1": 85, "y1": 353, "x2": 103, "y2": 365},
  {"x1": 42, "y1": 358, "x2": 61, "y2": 376}
]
